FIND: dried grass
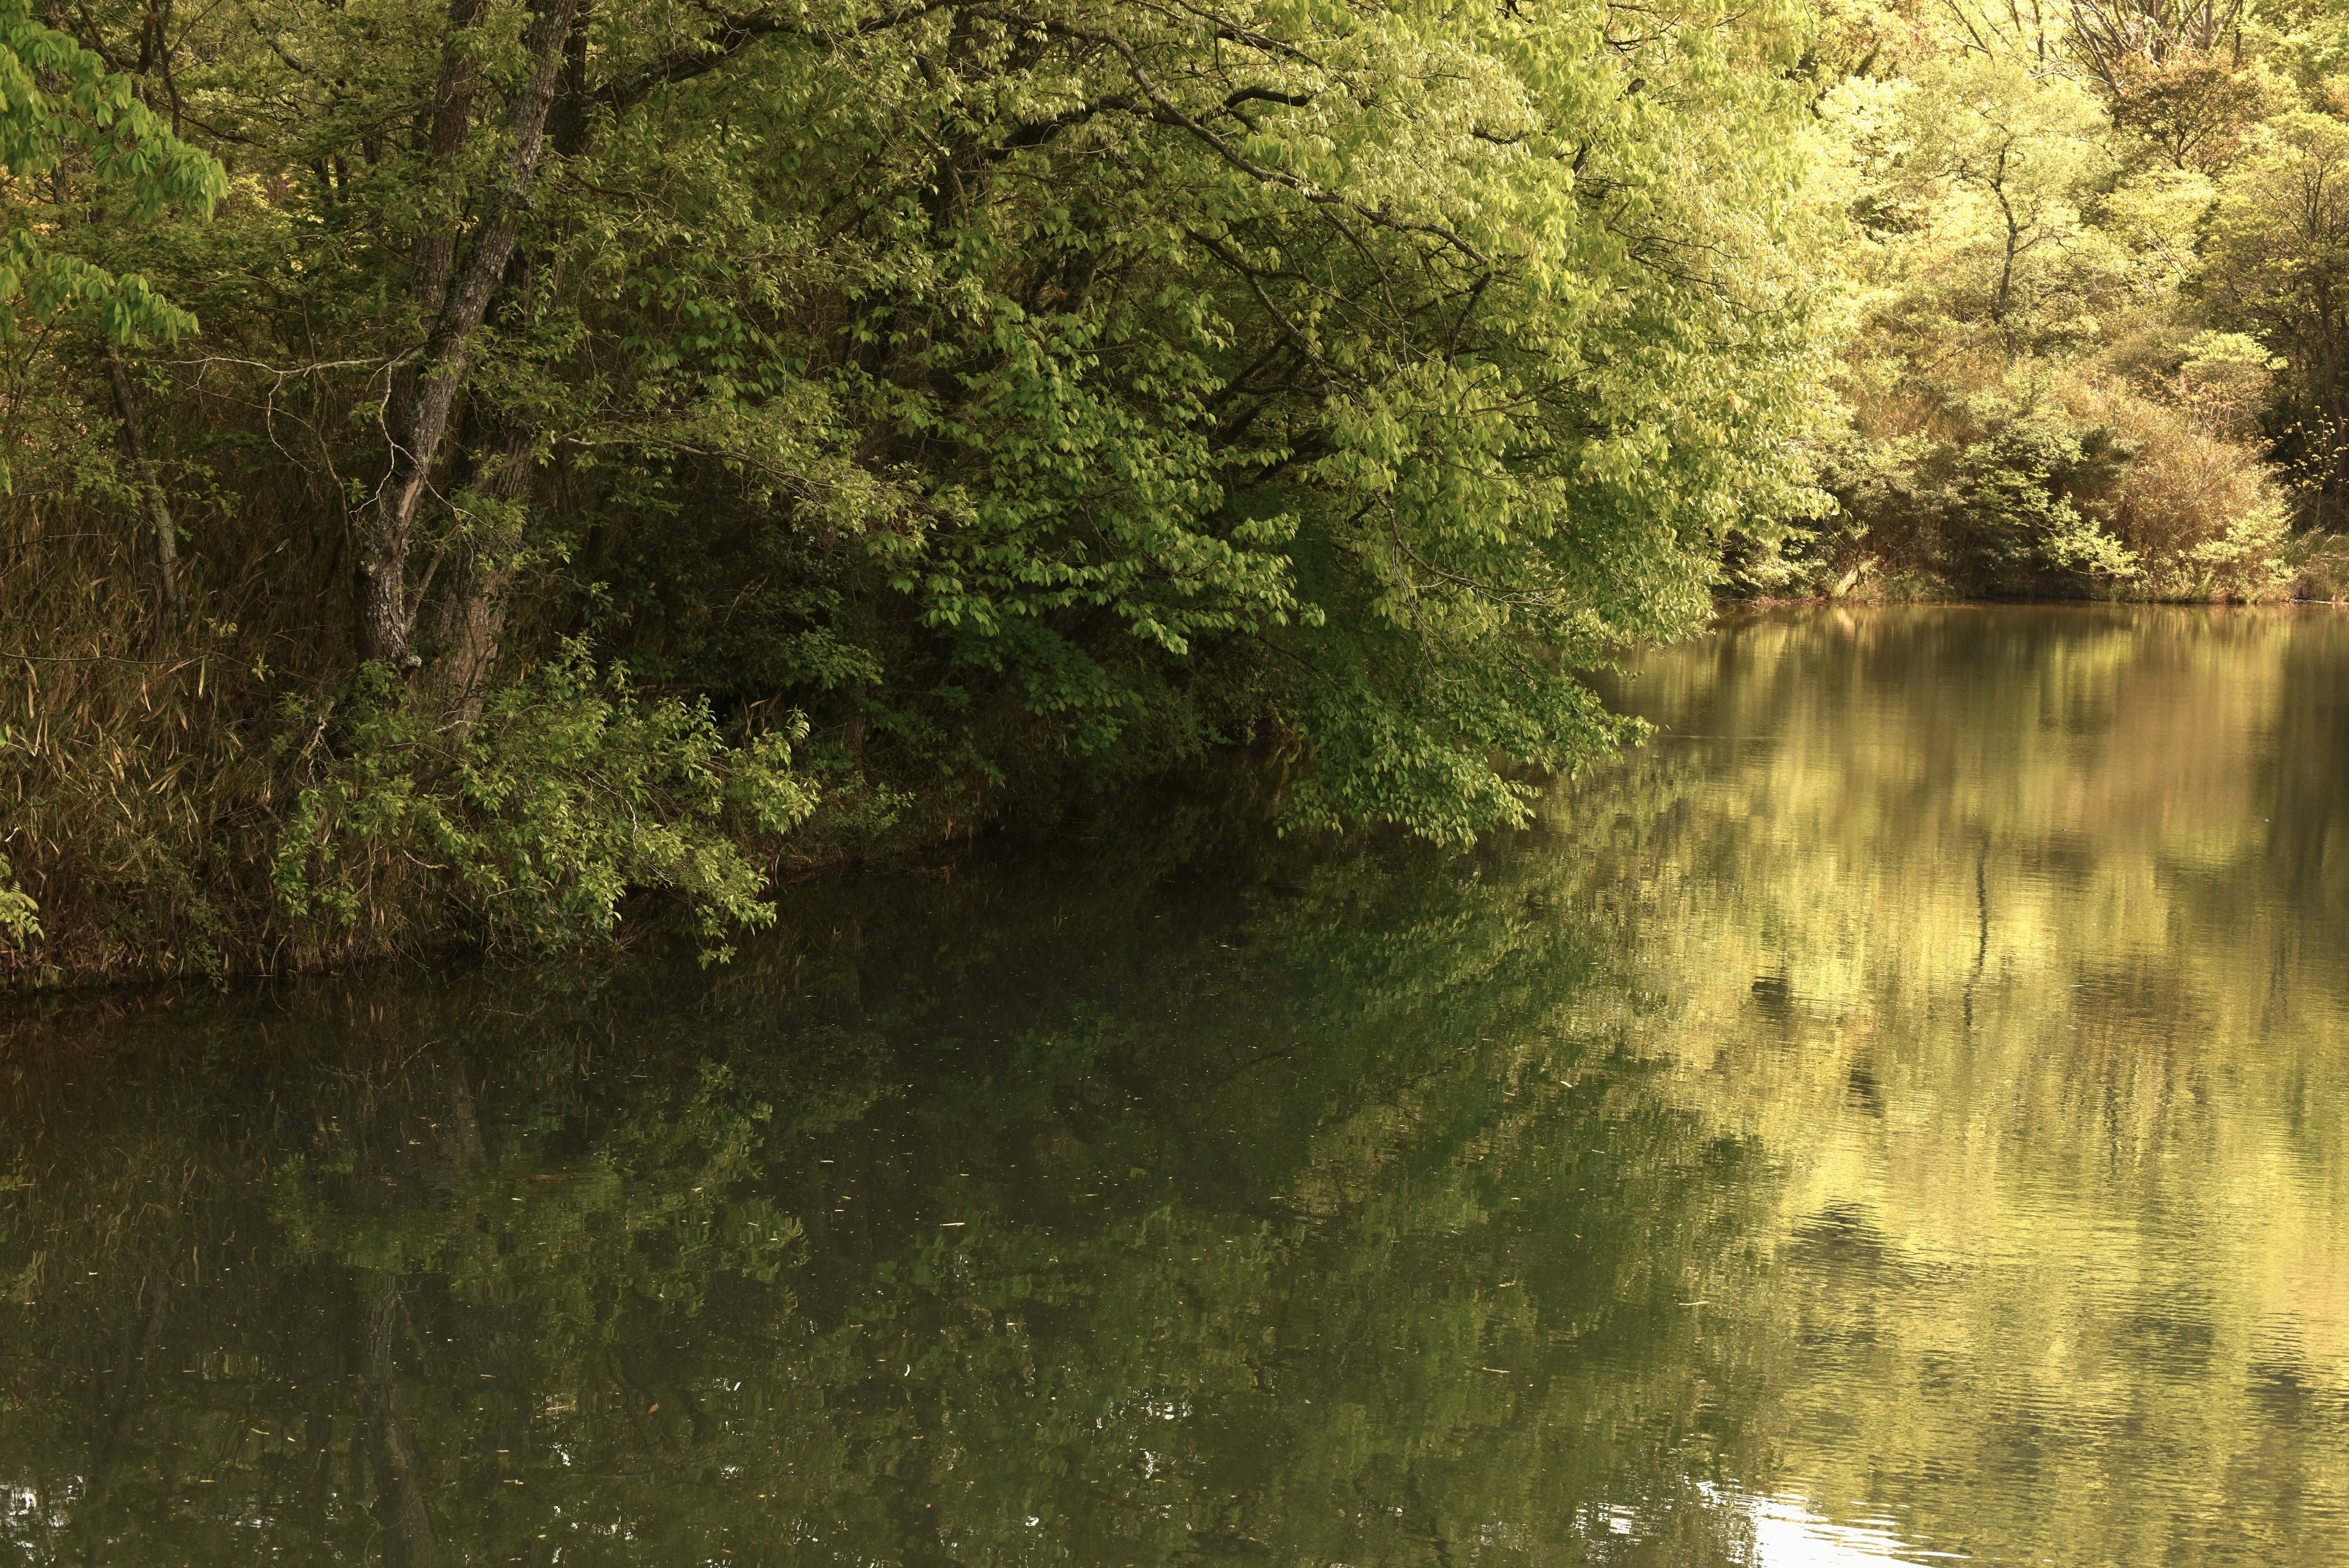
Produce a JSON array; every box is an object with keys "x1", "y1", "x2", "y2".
[{"x1": 0, "y1": 387, "x2": 375, "y2": 984}]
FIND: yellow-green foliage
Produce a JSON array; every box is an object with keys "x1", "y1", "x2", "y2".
[
  {"x1": 0, "y1": 852, "x2": 35, "y2": 947},
  {"x1": 1773, "y1": 0, "x2": 2344, "y2": 600},
  {"x1": 0, "y1": 0, "x2": 222, "y2": 488},
  {"x1": 18, "y1": 0, "x2": 2349, "y2": 983},
  {"x1": 2066, "y1": 377, "x2": 2295, "y2": 598}
]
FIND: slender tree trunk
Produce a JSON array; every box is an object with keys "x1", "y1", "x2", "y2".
[
  {"x1": 436, "y1": 427, "x2": 534, "y2": 723},
  {"x1": 410, "y1": 0, "x2": 494, "y2": 312},
  {"x1": 105, "y1": 346, "x2": 182, "y2": 625},
  {"x1": 355, "y1": 0, "x2": 583, "y2": 667},
  {"x1": 430, "y1": 2, "x2": 592, "y2": 715}
]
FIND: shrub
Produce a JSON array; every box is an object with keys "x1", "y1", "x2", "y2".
[
  {"x1": 2063, "y1": 379, "x2": 2294, "y2": 599},
  {"x1": 1816, "y1": 389, "x2": 2140, "y2": 595},
  {"x1": 0, "y1": 853, "x2": 36, "y2": 949},
  {"x1": 272, "y1": 646, "x2": 818, "y2": 963},
  {"x1": 1815, "y1": 370, "x2": 2293, "y2": 600}
]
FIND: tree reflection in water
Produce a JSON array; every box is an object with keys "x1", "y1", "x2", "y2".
[{"x1": 4, "y1": 605, "x2": 2347, "y2": 1567}]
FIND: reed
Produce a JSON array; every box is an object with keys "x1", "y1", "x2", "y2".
[{"x1": 1, "y1": 445, "x2": 347, "y2": 982}]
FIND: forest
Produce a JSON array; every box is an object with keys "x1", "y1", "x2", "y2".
[{"x1": 2, "y1": 0, "x2": 2346, "y2": 981}]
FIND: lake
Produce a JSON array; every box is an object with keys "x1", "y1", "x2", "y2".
[{"x1": 4, "y1": 605, "x2": 2345, "y2": 1566}]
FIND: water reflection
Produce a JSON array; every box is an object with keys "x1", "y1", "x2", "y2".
[
  {"x1": 2, "y1": 606, "x2": 2345, "y2": 1566},
  {"x1": 1580, "y1": 605, "x2": 2349, "y2": 1568}
]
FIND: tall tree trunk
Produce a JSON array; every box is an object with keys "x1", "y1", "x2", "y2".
[
  {"x1": 431, "y1": 2, "x2": 591, "y2": 716},
  {"x1": 105, "y1": 346, "x2": 182, "y2": 626},
  {"x1": 355, "y1": 0, "x2": 583, "y2": 667},
  {"x1": 436, "y1": 425, "x2": 535, "y2": 723},
  {"x1": 410, "y1": 0, "x2": 494, "y2": 314}
]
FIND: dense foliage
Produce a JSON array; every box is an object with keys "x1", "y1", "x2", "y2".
[
  {"x1": 5, "y1": 0, "x2": 2349, "y2": 977},
  {"x1": 1, "y1": 0, "x2": 1833, "y2": 976}
]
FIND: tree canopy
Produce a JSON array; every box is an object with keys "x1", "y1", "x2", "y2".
[{"x1": 4, "y1": 0, "x2": 2348, "y2": 976}]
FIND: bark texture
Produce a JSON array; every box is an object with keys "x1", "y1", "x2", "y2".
[
  {"x1": 436, "y1": 422, "x2": 536, "y2": 723},
  {"x1": 355, "y1": 0, "x2": 583, "y2": 666}
]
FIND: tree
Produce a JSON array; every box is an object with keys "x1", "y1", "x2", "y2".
[
  {"x1": 1874, "y1": 54, "x2": 2117, "y2": 354},
  {"x1": 2203, "y1": 110, "x2": 2349, "y2": 523},
  {"x1": 0, "y1": 0, "x2": 220, "y2": 614},
  {"x1": 0, "y1": 0, "x2": 1849, "y2": 984}
]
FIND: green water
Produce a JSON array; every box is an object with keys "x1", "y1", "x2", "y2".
[{"x1": 5, "y1": 606, "x2": 2347, "y2": 1566}]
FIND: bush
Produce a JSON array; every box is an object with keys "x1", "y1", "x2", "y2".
[
  {"x1": 0, "y1": 853, "x2": 37, "y2": 949},
  {"x1": 2069, "y1": 379, "x2": 2293, "y2": 599},
  {"x1": 1814, "y1": 371, "x2": 2293, "y2": 600},
  {"x1": 272, "y1": 646, "x2": 818, "y2": 964},
  {"x1": 2287, "y1": 533, "x2": 2349, "y2": 601}
]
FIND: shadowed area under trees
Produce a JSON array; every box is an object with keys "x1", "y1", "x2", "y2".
[{"x1": 2, "y1": 0, "x2": 2347, "y2": 979}]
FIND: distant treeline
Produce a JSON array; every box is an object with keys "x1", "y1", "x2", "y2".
[
  {"x1": 1731, "y1": 0, "x2": 2349, "y2": 606},
  {"x1": 0, "y1": 0, "x2": 2342, "y2": 982}
]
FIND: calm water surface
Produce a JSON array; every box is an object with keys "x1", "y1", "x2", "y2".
[{"x1": 4, "y1": 606, "x2": 2347, "y2": 1566}]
